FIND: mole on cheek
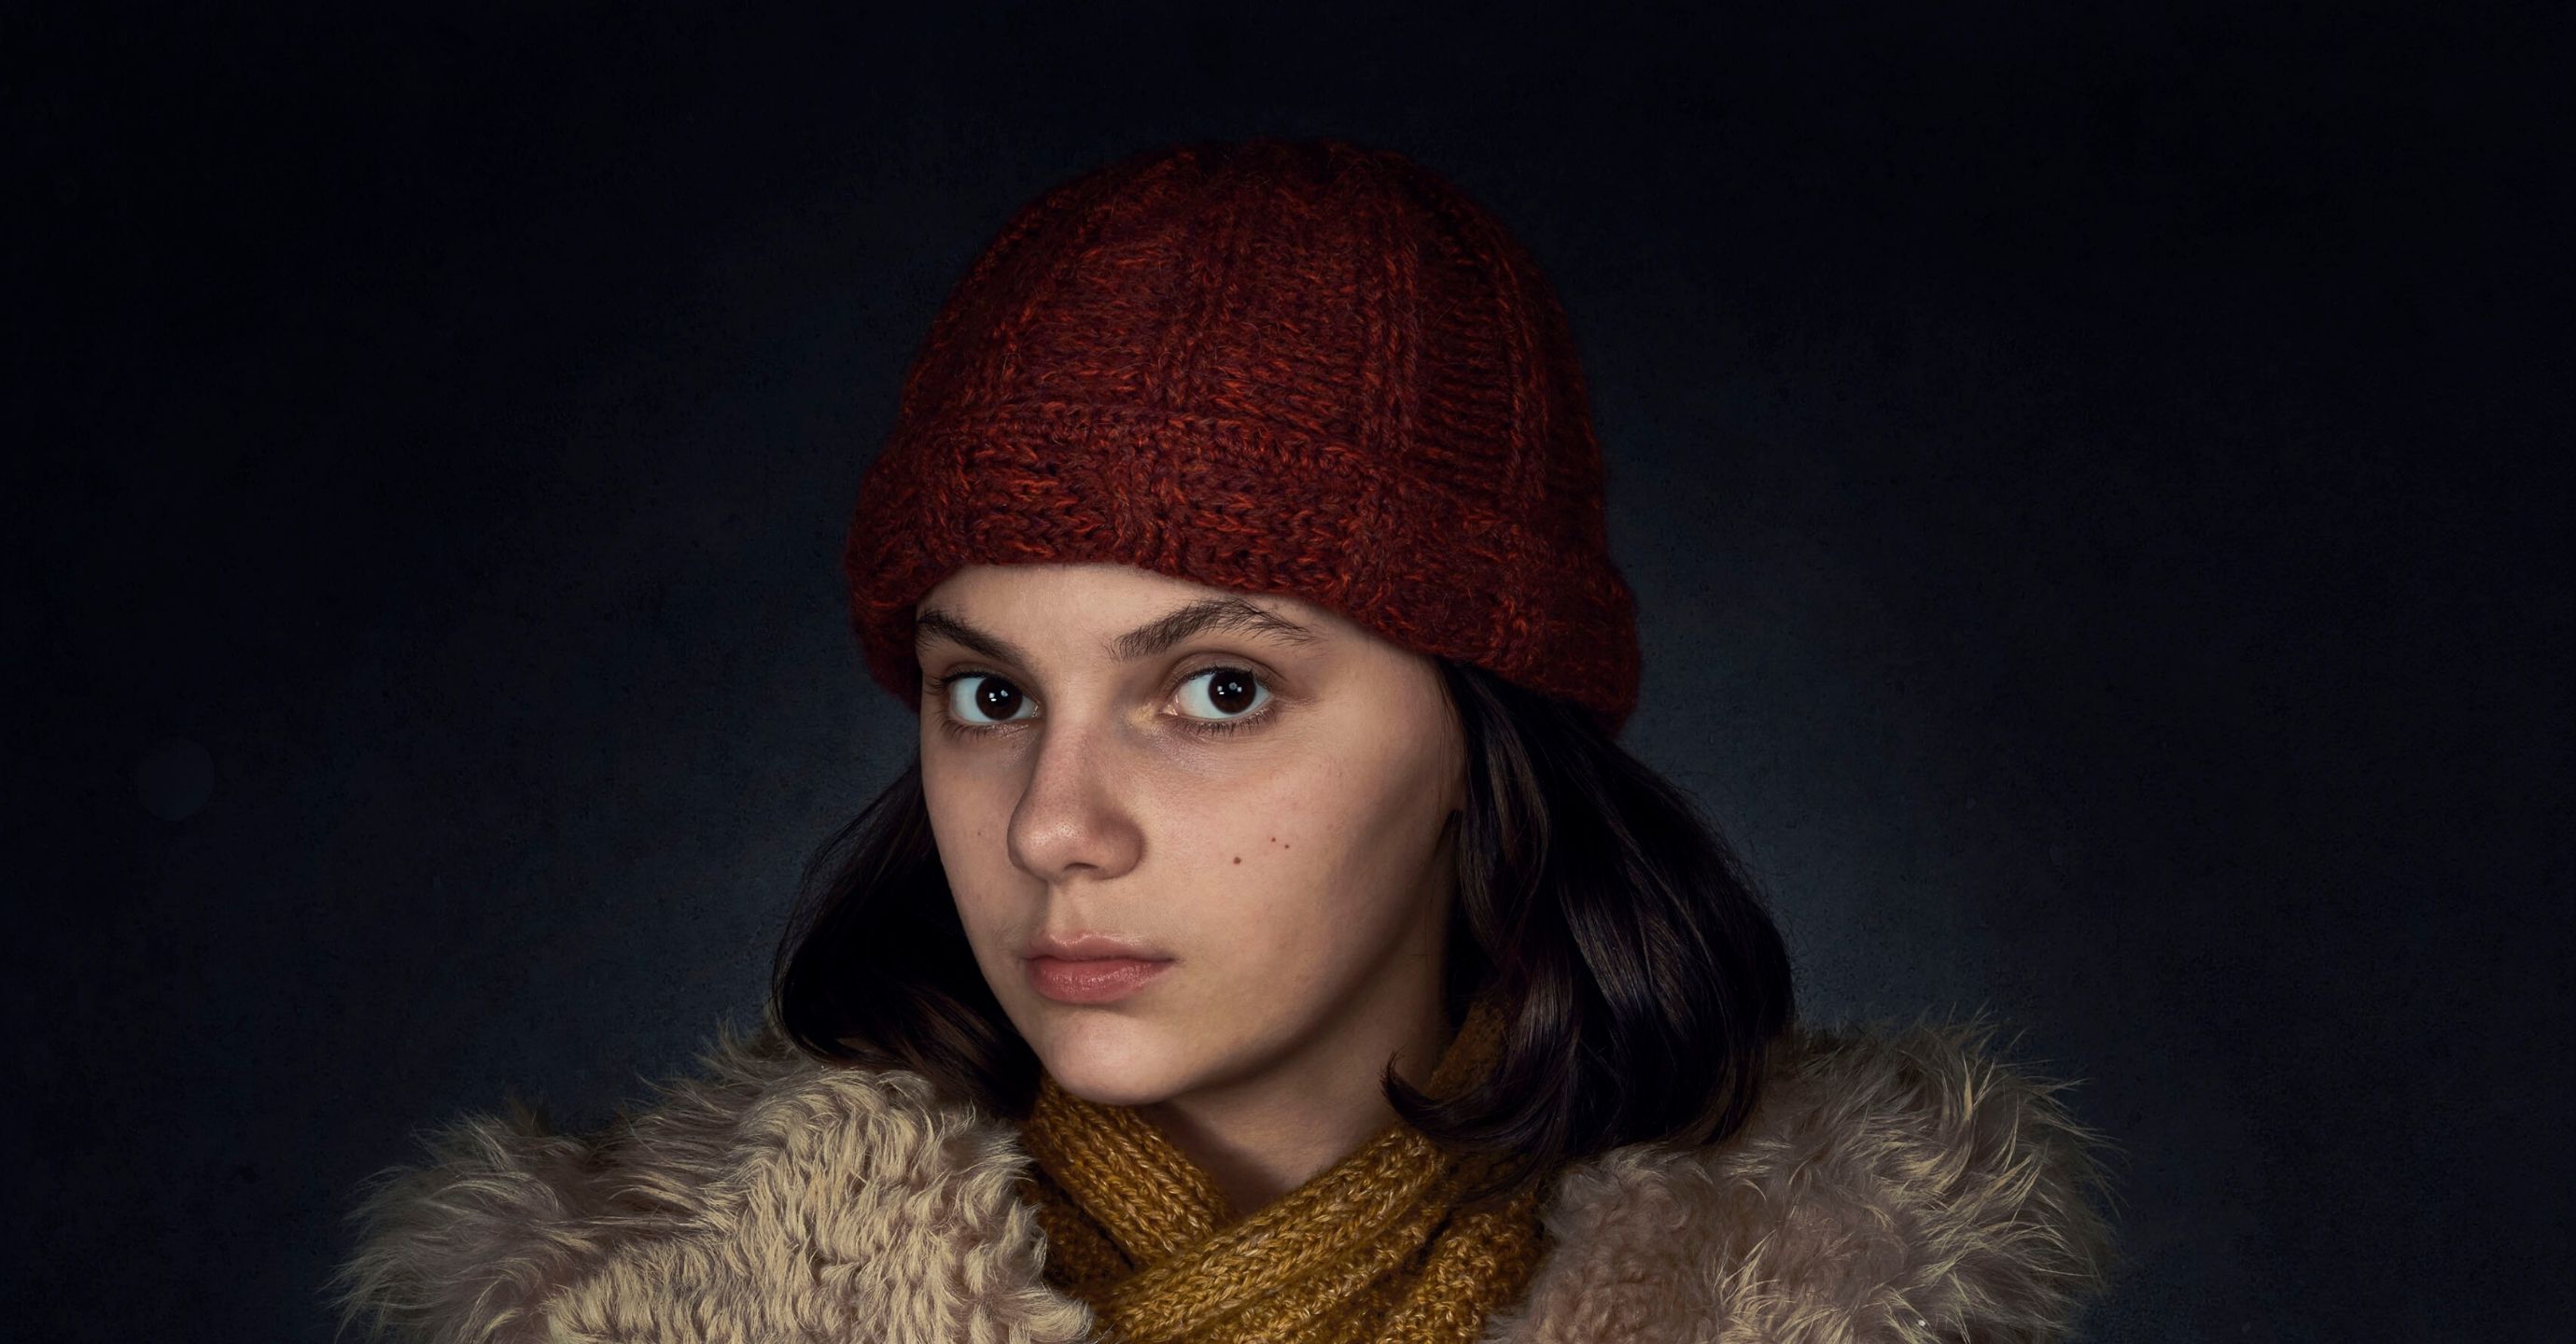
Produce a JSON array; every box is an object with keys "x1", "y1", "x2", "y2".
[{"x1": 1233, "y1": 856, "x2": 1242, "y2": 864}]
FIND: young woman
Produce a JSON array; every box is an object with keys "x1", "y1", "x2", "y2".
[{"x1": 340, "y1": 136, "x2": 2117, "y2": 1343}]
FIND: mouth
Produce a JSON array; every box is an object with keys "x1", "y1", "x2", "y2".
[{"x1": 1024, "y1": 956, "x2": 1173, "y2": 1005}]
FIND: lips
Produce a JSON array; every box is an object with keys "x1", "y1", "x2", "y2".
[
  {"x1": 1023, "y1": 930, "x2": 1171, "y2": 961},
  {"x1": 1025, "y1": 956, "x2": 1172, "y2": 1005}
]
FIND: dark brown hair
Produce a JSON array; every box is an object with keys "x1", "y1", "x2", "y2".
[{"x1": 773, "y1": 658, "x2": 1797, "y2": 1206}]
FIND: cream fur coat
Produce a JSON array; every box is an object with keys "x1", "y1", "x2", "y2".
[{"x1": 337, "y1": 1015, "x2": 2120, "y2": 1343}]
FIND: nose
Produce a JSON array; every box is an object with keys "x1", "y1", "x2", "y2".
[{"x1": 1005, "y1": 713, "x2": 1145, "y2": 886}]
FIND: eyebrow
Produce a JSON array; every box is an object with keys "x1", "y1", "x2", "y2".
[{"x1": 913, "y1": 595, "x2": 1320, "y2": 671}]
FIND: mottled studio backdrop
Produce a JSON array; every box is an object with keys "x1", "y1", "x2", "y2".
[{"x1": 9, "y1": 5, "x2": 2566, "y2": 1340}]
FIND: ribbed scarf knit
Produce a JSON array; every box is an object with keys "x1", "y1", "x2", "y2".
[{"x1": 1014, "y1": 992, "x2": 1548, "y2": 1344}]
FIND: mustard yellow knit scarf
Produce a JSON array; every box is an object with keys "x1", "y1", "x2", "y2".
[{"x1": 1015, "y1": 991, "x2": 1548, "y2": 1344}]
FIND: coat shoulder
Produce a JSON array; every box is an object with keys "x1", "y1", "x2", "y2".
[
  {"x1": 331, "y1": 1023, "x2": 1091, "y2": 1344},
  {"x1": 1490, "y1": 1013, "x2": 2123, "y2": 1344},
  {"x1": 336, "y1": 1014, "x2": 2120, "y2": 1344}
]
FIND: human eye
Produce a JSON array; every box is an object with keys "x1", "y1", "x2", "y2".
[
  {"x1": 1169, "y1": 665, "x2": 1276, "y2": 738},
  {"x1": 935, "y1": 670, "x2": 1038, "y2": 737}
]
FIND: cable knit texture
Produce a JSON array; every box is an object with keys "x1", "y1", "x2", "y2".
[
  {"x1": 841, "y1": 135, "x2": 1643, "y2": 735},
  {"x1": 336, "y1": 1012, "x2": 2119, "y2": 1343},
  {"x1": 1015, "y1": 989, "x2": 1546, "y2": 1344}
]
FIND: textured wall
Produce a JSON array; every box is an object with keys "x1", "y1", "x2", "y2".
[{"x1": 12, "y1": 6, "x2": 2565, "y2": 1340}]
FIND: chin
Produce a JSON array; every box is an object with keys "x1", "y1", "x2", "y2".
[{"x1": 1024, "y1": 1012, "x2": 1192, "y2": 1106}]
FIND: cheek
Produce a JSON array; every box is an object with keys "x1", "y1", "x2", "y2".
[
  {"x1": 1166, "y1": 747, "x2": 1441, "y2": 962},
  {"x1": 921, "y1": 758, "x2": 1015, "y2": 927}
]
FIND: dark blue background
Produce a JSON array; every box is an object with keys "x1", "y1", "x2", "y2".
[{"x1": 11, "y1": 4, "x2": 2566, "y2": 1338}]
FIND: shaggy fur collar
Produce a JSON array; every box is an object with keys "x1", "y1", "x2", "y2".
[{"x1": 337, "y1": 1016, "x2": 2118, "y2": 1342}]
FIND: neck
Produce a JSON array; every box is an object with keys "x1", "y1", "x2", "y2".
[{"x1": 1136, "y1": 980, "x2": 1450, "y2": 1218}]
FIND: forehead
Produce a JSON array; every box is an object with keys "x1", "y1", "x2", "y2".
[
  {"x1": 912, "y1": 564, "x2": 1360, "y2": 667},
  {"x1": 917, "y1": 563, "x2": 1333, "y2": 628}
]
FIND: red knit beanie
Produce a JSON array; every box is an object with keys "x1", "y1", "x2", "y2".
[{"x1": 843, "y1": 136, "x2": 1641, "y2": 735}]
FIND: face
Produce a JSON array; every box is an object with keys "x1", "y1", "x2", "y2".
[{"x1": 913, "y1": 562, "x2": 1467, "y2": 1109}]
